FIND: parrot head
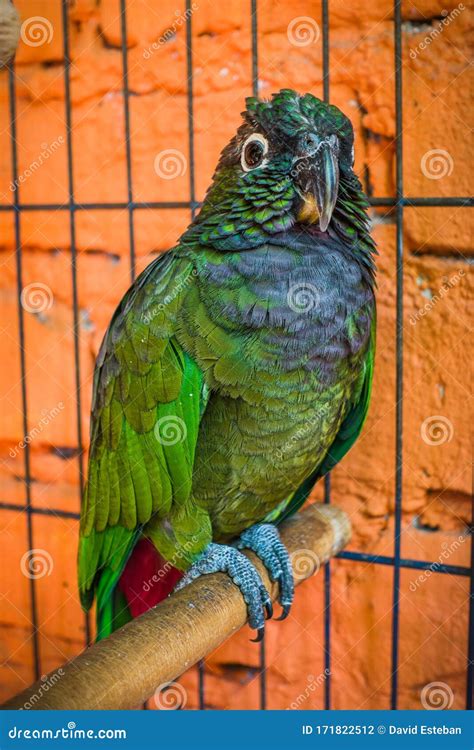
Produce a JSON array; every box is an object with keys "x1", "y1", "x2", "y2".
[{"x1": 184, "y1": 89, "x2": 363, "y2": 251}]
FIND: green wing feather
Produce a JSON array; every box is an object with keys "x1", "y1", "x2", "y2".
[
  {"x1": 77, "y1": 252, "x2": 210, "y2": 636},
  {"x1": 271, "y1": 315, "x2": 376, "y2": 524}
]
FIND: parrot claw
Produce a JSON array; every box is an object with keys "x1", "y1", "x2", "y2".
[
  {"x1": 236, "y1": 523, "x2": 294, "y2": 622},
  {"x1": 251, "y1": 626, "x2": 265, "y2": 643},
  {"x1": 275, "y1": 603, "x2": 291, "y2": 621},
  {"x1": 265, "y1": 600, "x2": 273, "y2": 620},
  {"x1": 174, "y1": 542, "x2": 272, "y2": 639}
]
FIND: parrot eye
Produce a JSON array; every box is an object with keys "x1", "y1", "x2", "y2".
[{"x1": 241, "y1": 133, "x2": 269, "y2": 172}]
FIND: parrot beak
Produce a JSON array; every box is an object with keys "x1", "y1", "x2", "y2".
[{"x1": 295, "y1": 136, "x2": 339, "y2": 232}]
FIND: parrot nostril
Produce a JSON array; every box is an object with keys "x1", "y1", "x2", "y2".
[{"x1": 300, "y1": 133, "x2": 319, "y2": 155}]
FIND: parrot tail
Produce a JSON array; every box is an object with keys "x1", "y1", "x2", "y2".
[{"x1": 96, "y1": 538, "x2": 183, "y2": 641}]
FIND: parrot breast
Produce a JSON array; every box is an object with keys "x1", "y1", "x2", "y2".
[{"x1": 173, "y1": 230, "x2": 374, "y2": 539}]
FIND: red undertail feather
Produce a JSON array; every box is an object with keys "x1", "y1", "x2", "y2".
[{"x1": 117, "y1": 538, "x2": 183, "y2": 618}]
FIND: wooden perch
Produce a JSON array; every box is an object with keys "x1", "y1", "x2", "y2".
[{"x1": 3, "y1": 504, "x2": 350, "y2": 710}]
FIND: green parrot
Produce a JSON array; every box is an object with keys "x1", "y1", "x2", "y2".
[{"x1": 78, "y1": 89, "x2": 376, "y2": 642}]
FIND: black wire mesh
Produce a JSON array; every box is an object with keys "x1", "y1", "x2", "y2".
[{"x1": 4, "y1": 0, "x2": 473, "y2": 711}]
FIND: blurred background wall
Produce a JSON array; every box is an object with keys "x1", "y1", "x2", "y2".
[{"x1": 0, "y1": 0, "x2": 472, "y2": 709}]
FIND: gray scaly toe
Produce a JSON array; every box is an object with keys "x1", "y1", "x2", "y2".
[
  {"x1": 236, "y1": 523, "x2": 294, "y2": 620},
  {"x1": 175, "y1": 542, "x2": 272, "y2": 641}
]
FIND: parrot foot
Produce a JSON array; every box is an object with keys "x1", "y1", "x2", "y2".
[
  {"x1": 236, "y1": 523, "x2": 294, "y2": 621},
  {"x1": 174, "y1": 542, "x2": 272, "y2": 641}
]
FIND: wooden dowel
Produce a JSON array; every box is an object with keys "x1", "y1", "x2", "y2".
[{"x1": 3, "y1": 504, "x2": 351, "y2": 710}]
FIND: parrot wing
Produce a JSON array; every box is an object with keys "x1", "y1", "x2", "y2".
[{"x1": 77, "y1": 251, "x2": 209, "y2": 634}]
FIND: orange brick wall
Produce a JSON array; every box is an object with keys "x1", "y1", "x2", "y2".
[{"x1": 0, "y1": 0, "x2": 472, "y2": 709}]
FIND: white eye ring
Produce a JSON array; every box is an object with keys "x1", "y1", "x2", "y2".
[
  {"x1": 351, "y1": 143, "x2": 355, "y2": 166},
  {"x1": 241, "y1": 133, "x2": 269, "y2": 172}
]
